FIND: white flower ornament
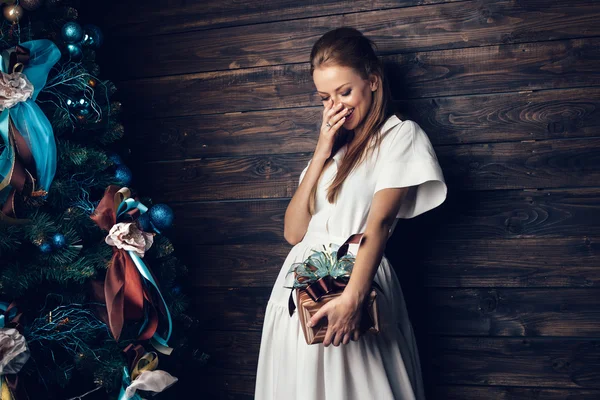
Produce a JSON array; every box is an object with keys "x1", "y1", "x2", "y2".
[
  {"x1": 105, "y1": 222, "x2": 154, "y2": 257},
  {"x1": 0, "y1": 71, "x2": 34, "y2": 111}
]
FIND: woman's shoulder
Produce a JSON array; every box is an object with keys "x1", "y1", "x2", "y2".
[{"x1": 378, "y1": 116, "x2": 437, "y2": 161}]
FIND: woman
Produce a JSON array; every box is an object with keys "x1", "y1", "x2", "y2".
[{"x1": 254, "y1": 27, "x2": 447, "y2": 400}]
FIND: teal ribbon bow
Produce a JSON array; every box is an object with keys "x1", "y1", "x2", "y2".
[
  {"x1": 116, "y1": 198, "x2": 173, "y2": 355},
  {"x1": 0, "y1": 39, "x2": 61, "y2": 205}
]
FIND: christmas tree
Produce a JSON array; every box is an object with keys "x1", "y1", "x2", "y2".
[{"x1": 0, "y1": 1, "x2": 201, "y2": 398}]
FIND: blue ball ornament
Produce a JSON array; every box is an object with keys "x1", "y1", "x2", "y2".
[
  {"x1": 137, "y1": 213, "x2": 153, "y2": 232},
  {"x1": 114, "y1": 164, "x2": 133, "y2": 185},
  {"x1": 149, "y1": 204, "x2": 174, "y2": 230},
  {"x1": 107, "y1": 152, "x2": 123, "y2": 165},
  {"x1": 62, "y1": 21, "x2": 84, "y2": 43},
  {"x1": 66, "y1": 43, "x2": 83, "y2": 62},
  {"x1": 52, "y1": 233, "x2": 67, "y2": 249},
  {"x1": 81, "y1": 24, "x2": 103, "y2": 48},
  {"x1": 39, "y1": 242, "x2": 52, "y2": 253},
  {"x1": 72, "y1": 97, "x2": 91, "y2": 116},
  {"x1": 172, "y1": 286, "x2": 181, "y2": 294}
]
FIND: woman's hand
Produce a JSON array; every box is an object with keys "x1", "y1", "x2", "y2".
[
  {"x1": 314, "y1": 99, "x2": 351, "y2": 160},
  {"x1": 307, "y1": 291, "x2": 364, "y2": 347}
]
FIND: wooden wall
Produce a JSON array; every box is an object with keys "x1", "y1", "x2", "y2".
[{"x1": 95, "y1": 0, "x2": 600, "y2": 398}]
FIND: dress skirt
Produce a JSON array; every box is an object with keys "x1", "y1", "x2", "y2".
[{"x1": 254, "y1": 230, "x2": 426, "y2": 400}]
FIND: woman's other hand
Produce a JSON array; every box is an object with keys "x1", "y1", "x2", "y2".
[{"x1": 307, "y1": 291, "x2": 364, "y2": 346}]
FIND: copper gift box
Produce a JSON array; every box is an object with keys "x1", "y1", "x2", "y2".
[{"x1": 296, "y1": 286, "x2": 380, "y2": 345}]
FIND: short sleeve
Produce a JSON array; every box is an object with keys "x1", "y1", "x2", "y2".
[
  {"x1": 299, "y1": 158, "x2": 312, "y2": 186},
  {"x1": 374, "y1": 120, "x2": 447, "y2": 219}
]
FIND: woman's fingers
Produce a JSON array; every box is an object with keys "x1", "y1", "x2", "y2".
[
  {"x1": 327, "y1": 104, "x2": 346, "y2": 122},
  {"x1": 342, "y1": 333, "x2": 351, "y2": 345},
  {"x1": 334, "y1": 115, "x2": 346, "y2": 128},
  {"x1": 332, "y1": 330, "x2": 344, "y2": 347},
  {"x1": 323, "y1": 325, "x2": 334, "y2": 347},
  {"x1": 352, "y1": 330, "x2": 360, "y2": 341}
]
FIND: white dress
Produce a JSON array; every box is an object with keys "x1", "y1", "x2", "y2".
[{"x1": 254, "y1": 115, "x2": 447, "y2": 400}]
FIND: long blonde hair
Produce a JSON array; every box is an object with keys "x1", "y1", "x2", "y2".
[{"x1": 308, "y1": 27, "x2": 396, "y2": 214}]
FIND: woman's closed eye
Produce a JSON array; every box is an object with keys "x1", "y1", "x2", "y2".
[{"x1": 320, "y1": 90, "x2": 351, "y2": 102}]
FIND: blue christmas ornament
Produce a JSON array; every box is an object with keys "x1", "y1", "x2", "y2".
[
  {"x1": 114, "y1": 164, "x2": 132, "y2": 185},
  {"x1": 39, "y1": 242, "x2": 52, "y2": 253},
  {"x1": 75, "y1": 97, "x2": 91, "y2": 116},
  {"x1": 66, "y1": 43, "x2": 83, "y2": 62},
  {"x1": 138, "y1": 212, "x2": 152, "y2": 232},
  {"x1": 149, "y1": 204, "x2": 174, "y2": 230},
  {"x1": 172, "y1": 286, "x2": 181, "y2": 294},
  {"x1": 81, "y1": 24, "x2": 103, "y2": 48},
  {"x1": 52, "y1": 233, "x2": 67, "y2": 249},
  {"x1": 107, "y1": 152, "x2": 123, "y2": 165},
  {"x1": 61, "y1": 22, "x2": 84, "y2": 43}
]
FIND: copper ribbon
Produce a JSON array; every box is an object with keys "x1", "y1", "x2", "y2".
[
  {"x1": 90, "y1": 185, "x2": 159, "y2": 342},
  {"x1": 0, "y1": 46, "x2": 29, "y2": 74},
  {"x1": 287, "y1": 232, "x2": 383, "y2": 316},
  {"x1": 123, "y1": 343, "x2": 146, "y2": 378},
  {"x1": 0, "y1": 45, "x2": 39, "y2": 223}
]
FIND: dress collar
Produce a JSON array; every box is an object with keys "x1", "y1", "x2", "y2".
[{"x1": 332, "y1": 114, "x2": 402, "y2": 163}]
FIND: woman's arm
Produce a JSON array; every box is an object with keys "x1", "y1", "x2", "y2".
[
  {"x1": 343, "y1": 186, "x2": 411, "y2": 304},
  {"x1": 307, "y1": 185, "x2": 411, "y2": 346},
  {"x1": 283, "y1": 155, "x2": 328, "y2": 245}
]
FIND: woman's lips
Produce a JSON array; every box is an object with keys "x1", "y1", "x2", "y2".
[{"x1": 346, "y1": 108, "x2": 355, "y2": 120}]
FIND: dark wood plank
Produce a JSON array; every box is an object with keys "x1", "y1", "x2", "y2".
[
  {"x1": 195, "y1": 330, "x2": 260, "y2": 375},
  {"x1": 106, "y1": 0, "x2": 600, "y2": 79},
  {"x1": 100, "y1": 0, "x2": 461, "y2": 38},
  {"x1": 190, "y1": 330, "x2": 600, "y2": 389},
  {"x1": 116, "y1": 37, "x2": 600, "y2": 119},
  {"x1": 166, "y1": 188, "x2": 600, "y2": 245},
  {"x1": 434, "y1": 386, "x2": 600, "y2": 399},
  {"x1": 189, "y1": 375, "x2": 600, "y2": 399},
  {"x1": 427, "y1": 288, "x2": 600, "y2": 336},
  {"x1": 192, "y1": 237, "x2": 600, "y2": 288},
  {"x1": 189, "y1": 287, "x2": 600, "y2": 337},
  {"x1": 128, "y1": 87, "x2": 600, "y2": 162},
  {"x1": 195, "y1": 373, "x2": 255, "y2": 400},
  {"x1": 431, "y1": 337, "x2": 600, "y2": 388},
  {"x1": 137, "y1": 137, "x2": 600, "y2": 202},
  {"x1": 191, "y1": 243, "x2": 291, "y2": 287},
  {"x1": 421, "y1": 237, "x2": 599, "y2": 288}
]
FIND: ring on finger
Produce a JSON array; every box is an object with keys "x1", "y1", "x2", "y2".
[{"x1": 326, "y1": 121, "x2": 332, "y2": 128}]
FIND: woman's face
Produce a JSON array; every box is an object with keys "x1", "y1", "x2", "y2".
[{"x1": 313, "y1": 65, "x2": 377, "y2": 133}]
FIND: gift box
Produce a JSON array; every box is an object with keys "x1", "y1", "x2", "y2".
[
  {"x1": 285, "y1": 233, "x2": 383, "y2": 345},
  {"x1": 296, "y1": 282, "x2": 379, "y2": 345}
]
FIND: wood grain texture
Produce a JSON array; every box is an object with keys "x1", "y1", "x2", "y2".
[
  {"x1": 128, "y1": 87, "x2": 600, "y2": 162},
  {"x1": 190, "y1": 330, "x2": 600, "y2": 389},
  {"x1": 191, "y1": 237, "x2": 600, "y2": 288},
  {"x1": 185, "y1": 373, "x2": 600, "y2": 400},
  {"x1": 116, "y1": 37, "x2": 600, "y2": 119},
  {"x1": 100, "y1": 0, "x2": 463, "y2": 38},
  {"x1": 105, "y1": 0, "x2": 600, "y2": 79},
  {"x1": 119, "y1": 38, "x2": 600, "y2": 119},
  {"x1": 166, "y1": 188, "x2": 600, "y2": 245},
  {"x1": 431, "y1": 337, "x2": 600, "y2": 388},
  {"x1": 427, "y1": 288, "x2": 600, "y2": 336},
  {"x1": 137, "y1": 137, "x2": 600, "y2": 203},
  {"x1": 434, "y1": 386, "x2": 600, "y2": 400},
  {"x1": 190, "y1": 287, "x2": 600, "y2": 337}
]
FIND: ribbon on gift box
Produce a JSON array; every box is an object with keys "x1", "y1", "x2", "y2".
[
  {"x1": 286, "y1": 232, "x2": 384, "y2": 317},
  {"x1": 0, "y1": 40, "x2": 61, "y2": 223},
  {"x1": 91, "y1": 185, "x2": 173, "y2": 355},
  {"x1": 118, "y1": 344, "x2": 177, "y2": 400}
]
